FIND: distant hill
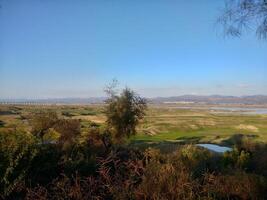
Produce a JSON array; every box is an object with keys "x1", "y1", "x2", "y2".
[
  {"x1": 1, "y1": 95, "x2": 267, "y2": 105},
  {"x1": 0, "y1": 97, "x2": 106, "y2": 105}
]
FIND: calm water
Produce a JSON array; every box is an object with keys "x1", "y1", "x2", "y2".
[
  {"x1": 197, "y1": 144, "x2": 232, "y2": 153},
  {"x1": 171, "y1": 106, "x2": 267, "y2": 115},
  {"x1": 210, "y1": 107, "x2": 267, "y2": 114}
]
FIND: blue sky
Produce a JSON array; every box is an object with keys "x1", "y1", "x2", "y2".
[{"x1": 0, "y1": 0, "x2": 266, "y2": 98}]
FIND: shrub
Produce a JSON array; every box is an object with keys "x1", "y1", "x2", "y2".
[
  {"x1": 0, "y1": 131, "x2": 38, "y2": 198},
  {"x1": 54, "y1": 119, "x2": 81, "y2": 150},
  {"x1": 31, "y1": 111, "x2": 59, "y2": 143},
  {"x1": 62, "y1": 111, "x2": 75, "y2": 117},
  {"x1": 27, "y1": 144, "x2": 61, "y2": 186},
  {"x1": 43, "y1": 128, "x2": 60, "y2": 143},
  {"x1": 0, "y1": 120, "x2": 5, "y2": 127},
  {"x1": 222, "y1": 147, "x2": 251, "y2": 170},
  {"x1": 179, "y1": 145, "x2": 215, "y2": 177},
  {"x1": 203, "y1": 172, "x2": 267, "y2": 199}
]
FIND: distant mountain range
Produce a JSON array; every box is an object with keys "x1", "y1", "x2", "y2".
[
  {"x1": 149, "y1": 95, "x2": 267, "y2": 105},
  {"x1": 1, "y1": 95, "x2": 267, "y2": 105},
  {"x1": 0, "y1": 97, "x2": 107, "y2": 105}
]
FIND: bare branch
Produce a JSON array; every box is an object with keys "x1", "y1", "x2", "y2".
[{"x1": 218, "y1": 0, "x2": 267, "y2": 39}]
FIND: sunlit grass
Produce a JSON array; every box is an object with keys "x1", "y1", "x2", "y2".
[{"x1": 1, "y1": 104, "x2": 267, "y2": 145}]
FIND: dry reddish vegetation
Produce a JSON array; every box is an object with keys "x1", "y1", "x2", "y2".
[
  {"x1": 23, "y1": 144, "x2": 267, "y2": 200},
  {"x1": 1, "y1": 130, "x2": 267, "y2": 200}
]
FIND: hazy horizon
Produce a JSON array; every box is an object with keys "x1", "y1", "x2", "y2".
[
  {"x1": 1, "y1": 0, "x2": 266, "y2": 99},
  {"x1": 1, "y1": 94, "x2": 267, "y2": 101}
]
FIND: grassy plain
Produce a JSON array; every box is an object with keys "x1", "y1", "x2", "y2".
[{"x1": 1, "y1": 104, "x2": 267, "y2": 150}]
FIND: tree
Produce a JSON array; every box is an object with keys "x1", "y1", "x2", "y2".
[
  {"x1": 218, "y1": 0, "x2": 267, "y2": 39},
  {"x1": 105, "y1": 86, "x2": 147, "y2": 143}
]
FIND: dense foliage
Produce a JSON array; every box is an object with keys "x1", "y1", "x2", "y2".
[
  {"x1": 105, "y1": 87, "x2": 147, "y2": 142},
  {"x1": 1, "y1": 129, "x2": 267, "y2": 199}
]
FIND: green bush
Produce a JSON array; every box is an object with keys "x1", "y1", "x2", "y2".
[{"x1": 0, "y1": 131, "x2": 38, "y2": 198}]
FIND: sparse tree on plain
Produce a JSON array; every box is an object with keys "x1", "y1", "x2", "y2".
[{"x1": 105, "y1": 83, "x2": 147, "y2": 143}]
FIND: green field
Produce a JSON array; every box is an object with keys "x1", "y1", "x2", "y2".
[
  {"x1": 134, "y1": 105, "x2": 267, "y2": 142},
  {"x1": 1, "y1": 104, "x2": 267, "y2": 149}
]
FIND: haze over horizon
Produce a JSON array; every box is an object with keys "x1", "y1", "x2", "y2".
[
  {"x1": 1, "y1": 0, "x2": 266, "y2": 99},
  {"x1": 1, "y1": 94, "x2": 267, "y2": 101}
]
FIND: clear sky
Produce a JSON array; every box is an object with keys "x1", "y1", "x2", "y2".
[{"x1": 0, "y1": 0, "x2": 266, "y2": 98}]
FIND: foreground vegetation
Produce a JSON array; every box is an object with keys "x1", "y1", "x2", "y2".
[
  {"x1": 1, "y1": 92, "x2": 267, "y2": 199},
  {"x1": 1, "y1": 130, "x2": 267, "y2": 199}
]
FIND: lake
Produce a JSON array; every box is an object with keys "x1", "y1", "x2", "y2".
[
  {"x1": 197, "y1": 144, "x2": 232, "y2": 153},
  {"x1": 171, "y1": 106, "x2": 267, "y2": 115},
  {"x1": 210, "y1": 107, "x2": 267, "y2": 115}
]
